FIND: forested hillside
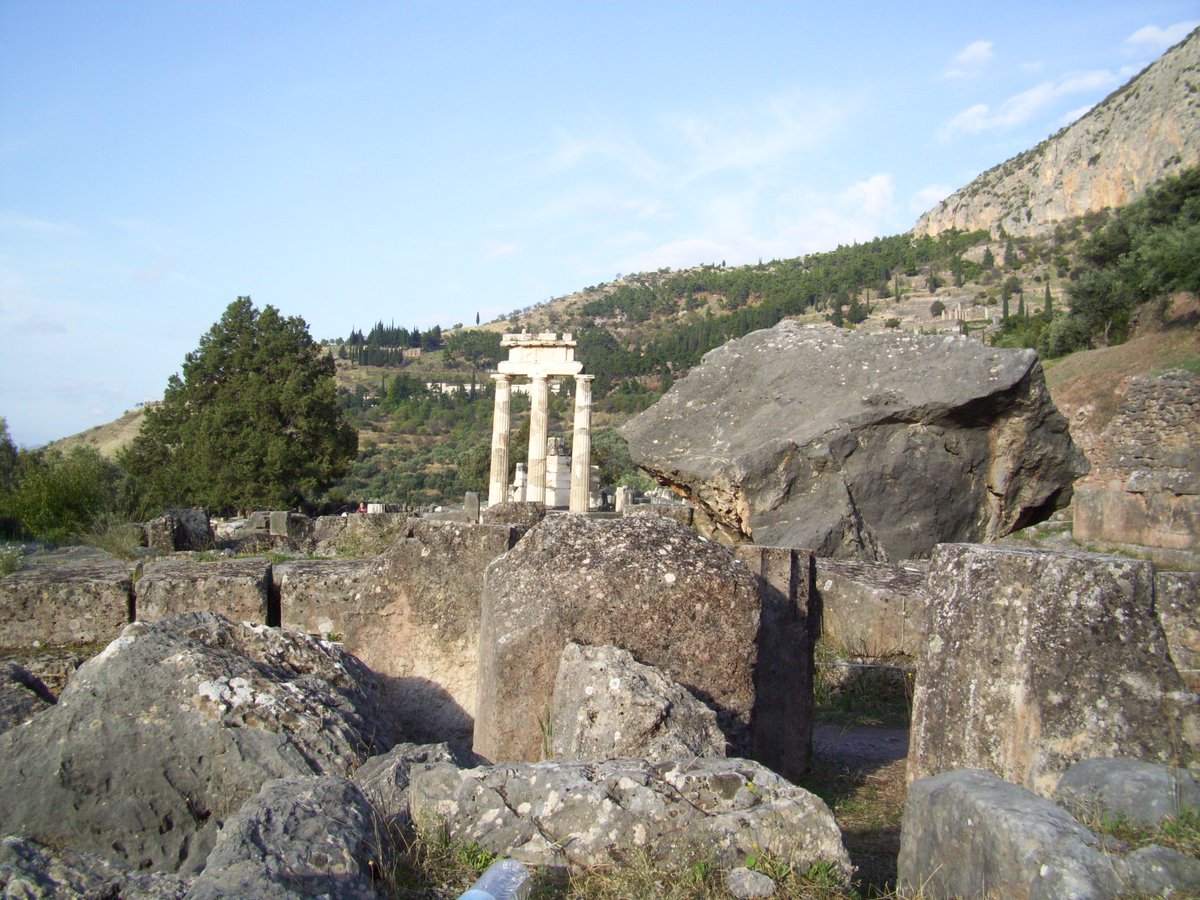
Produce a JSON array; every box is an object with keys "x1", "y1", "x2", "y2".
[{"x1": 38, "y1": 168, "x2": 1199, "y2": 515}]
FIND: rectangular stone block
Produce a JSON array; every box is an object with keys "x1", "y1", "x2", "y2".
[
  {"x1": 0, "y1": 548, "x2": 133, "y2": 648},
  {"x1": 814, "y1": 558, "x2": 927, "y2": 657},
  {"x1": 276, "y1": 558, "x2": 377, "y2": 638},
  {"x1": 1156, "y1": 569, "x2": 1200, "y2": 691},
  {"x1": 909, "y1": 544, "x2": 1198, "y2": 797},
  {"x1": 135, "y1": 558, "x2": 271, "y2": 624}
]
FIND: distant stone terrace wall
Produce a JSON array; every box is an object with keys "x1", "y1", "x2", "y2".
[{"x1": 1074, "y1": 370, "x2": 1199, "y2": 551}]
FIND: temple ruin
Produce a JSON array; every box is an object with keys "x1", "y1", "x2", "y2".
[{"x1": 488, "y1": 332, "x2": 595, "y2": 512}]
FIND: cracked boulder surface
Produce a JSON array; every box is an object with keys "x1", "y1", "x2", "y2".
[
  {"x1": 621, "y1": 321, "x2": 1086, "y2": 560},
  {"x1": 550, "y1": 643, "x2": 727, "y2": 762},
  {"x1": 409, "y1": 757, "x2": 851, "y2": 880},
  {"x1": 0, "y1": 612, "x2": 401, "y2": 875}
]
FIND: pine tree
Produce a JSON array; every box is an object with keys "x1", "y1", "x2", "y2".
[
  {"x1": 1044, "y1": 284, "x2": 1053, "y2": 316},
  {"x1": 122, "y1": 297, "x2": 358, "y2": 513}
]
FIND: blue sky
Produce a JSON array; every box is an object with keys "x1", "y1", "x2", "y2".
[{"x1": 1, "y1": 1, "x2": 1196, "y2": 446}]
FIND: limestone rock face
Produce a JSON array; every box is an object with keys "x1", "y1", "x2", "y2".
[
  {"x1": 621, "y1": 322, "x2": 1085, "y2": 560},
  {"x1": 0, "y1": 836, "x2": 191, "y2": 899},
  {"x1": 0, "y1": 663, "x2": 54, "y2": 733},
  {"x1": 550, "y1": 642, "x2": 727, "y2": 761},
  {"x1": 0, "y1": 612, "x2": 400, "y2": 874},
  {"x1": 280, "y1": 521, "x2": 522, "y2": 746},
  {"x1": 814, "y1": 558, "x2": 927, "y2": 656},
  {"x1": 409, "y1": 757, "x2": 851, "y2": 879},
  {"x1": 185, "y1": 777, "x2": 380, "y2": 900},
  {"x1": 908, "y1": 544, "x2": 1199, "y2": 796},
  {"x1": 913, "y1": 28, "x2": 1200, "y2": 238},
  {"x1": 1157, "y1": 569, "x2": 1200, "y2": 690},
  {"x1": 352, "y1": 741, "x2": 486, "y2": 822},
  {"x1": 473, "y1": 515, "x2": 763, "y2": 763}
]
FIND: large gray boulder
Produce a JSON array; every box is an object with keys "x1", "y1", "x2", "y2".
[
  {"x1": 0, "y1": 612, "x2": 401, "y2": 874},
  {"x1": 549, "y1": 642, "x2": 726, "y2": 761},
  {"x1": 899, "y1": 768, "x2": 1196, "y2": 899},
  {"x1": 1053, "y1": 758, "x2": 1200, "y2": 829},
  {"x1": 351, "y1": 741, "x2": 486, "y2": 823},
  {"x1": 0, "y1": 836, "x2": 191, "y2": 899},
  {"x1": 621, "y1": 321, "x2": 1085, "y2": 559},
  {"x1": 186, "y1": 777, "x2": 381, "y2": 900},
  {"x1": 0, "y1": 662, "x2": 54, "y2": 732},
  {"x1": 473, "y1": 516, "x2": 766, "y2": 765},
  {"x1": 908, "y1": 544, "x2": 1199, "y2": 796},
  {"x1": 409, "y1": 757, "x2": 851, "y2": 879}
]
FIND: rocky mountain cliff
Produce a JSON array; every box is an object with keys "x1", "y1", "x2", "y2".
[{"x1": 913, "y1": 28, "x2": 1200, "y2": 239}]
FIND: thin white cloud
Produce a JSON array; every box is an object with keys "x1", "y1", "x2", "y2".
[
  {"x1": 484, "y1": 241, "x2": 520, "y2": 261},
  {"x1": 840, "y1": 173, "x2": 895, "y2": 219},
  {"x1": 938, "y1": 69, "x2": 1119, "y2": 140},
  {"x1": 0, "y1": 212, "x2": 79, "y2": 235},
  {"x1": 546, "y1": 128, "x2": 664, "y2": 184},
  {"x1": 944, "y1": 39, "x2": 994, "y2": 78},
  {"x1": 670, "y1": 89, "x2": 847, "y2": 181},
  {"x1": 954, "y1": 39, "x2": 994, "y2": 66},
  {"x1": 911, "y1": 184, "x2": 954, "y2": 213},
  {"x1": 1124, "y1": 21, "x2": 1199, "y2": 51}
]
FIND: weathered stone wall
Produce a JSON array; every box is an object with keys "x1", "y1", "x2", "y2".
[{"x1": 1074, "y1": 370, "x2": 1199, "y2": 551}]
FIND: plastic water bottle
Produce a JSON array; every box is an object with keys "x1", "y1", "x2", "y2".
[{"x1": 459, "y1": 858, "x2": 533, "y2": 900}]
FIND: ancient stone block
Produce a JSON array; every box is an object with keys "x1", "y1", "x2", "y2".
[
  {"x1": 1073, "y1": 370, "x2": 1200, "y2": 551},
  {"x1": 622, "y1": 321, "x2": 1085, "y2": 558},
  {"x1": 908, "y1": 544, "x2": 1199, "y2": 796},
  {"x1": 734, "y1": 544, "x2": 817, "y2": 781},
  {"x1": 625, "y1": 502, "x2": 695, "y2": 528},
  {"x1": 1053, "y1": 757, "x2": 1200, "y2": 828},
  {"x1": 145, "y1": 508, "x2": 212, "y2": 552},
  {"x1": 478, "y1": 500, "x2": 545, "y2": 528},
  {"x1": 550, "y1": 642, "x2": 726, "y2": 762},
  {"x1": 276, "y1": 558, "x2": 376, "y2": 638},
  {"x1": 282, "y1": 521, "x2": 521, "y2": 746},
  {"x1": 135, "y1": 558, "x2": 271, "y2": 624},
  {"x1": 814, "y1": 557, "x2": 927, "y2": 657},
  {"x1": 0, "y1": 663, "x2": 54, "y2": 733},
  {"x1": 474, "y1": 516, "x2": 770, "y2": 767},
  {"x1": 1155, "y1": 568, "x2": 1200, "y2": 690},
  {"x1": 307, "y1": 511, "x2": 411, "y2": 557},
  {"x1": 351, "y1": 741, "x2": 485, "y2": 822},
  {"x1": 899, "y1": 769, "x2": 1128, "y2": 898},
  {"x1": 0, "y1": 547, "x2": 133, "y2": 648},
  {"x1": 409, "y1": 757, "x2": 851, "y2": 879},
  {"x1": 186, "y1": 776, "x2": 379, "y2": 900}
]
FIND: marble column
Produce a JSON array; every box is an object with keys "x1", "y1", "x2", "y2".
[
  {"x1": 487, "y1": 374, "x2": 512, "y2": 507},
  {"x1": 569, "y1": 375, "x2": 594, "y2": 513},
  {"x1": 525, "y1": 373, "x2": 549, "y2": 503}
]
